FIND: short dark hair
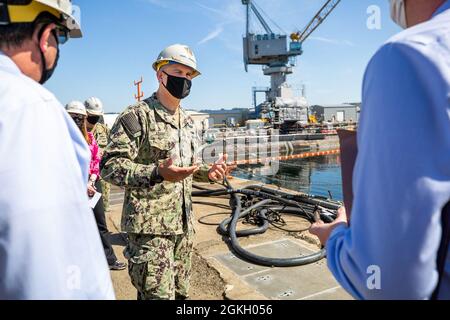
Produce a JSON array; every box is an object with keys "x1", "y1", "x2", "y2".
[{"x1": 0, "y1": 12, "x2": 58, "y2": 49}]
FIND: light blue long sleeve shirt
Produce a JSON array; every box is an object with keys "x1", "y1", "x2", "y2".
[
  {"x1": 0, "y1": 52, "x2": 115, "y2": 299},
  {"x1": 326, "y1": 1, "x2": 450, "y2": 300}
]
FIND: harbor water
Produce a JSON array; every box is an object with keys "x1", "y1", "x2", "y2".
[{"x1": 234, "y1": 154, "x2": 343, "y2": 201}]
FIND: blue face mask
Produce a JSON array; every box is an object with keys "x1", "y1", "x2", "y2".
[{"x1": 162, "y1": 71, "x2": 192, "y2": 99}]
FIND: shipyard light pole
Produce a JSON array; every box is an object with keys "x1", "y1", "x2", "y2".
[
  {"x1": 242, "y1": 0, "x2": 341, "y2": 129},
  {"x1": 134, "y1": 77, "x2": 144, "y2": 102}
]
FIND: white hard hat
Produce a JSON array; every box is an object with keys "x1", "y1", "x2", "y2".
[
  {"x1": 152, "y1": 44, "x2": 201, "y2": 78},
  {"x1": 65, "y1": 100, "x2": 86, "y2": 116},
  {"x1": 1, "y1": 0, "x2": 82, "y2": 38},
  {"x1": 85, "y1": 97, "x2": 104, "y2": 116}
]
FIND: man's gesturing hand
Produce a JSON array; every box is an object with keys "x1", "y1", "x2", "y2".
[
  {"x1": 208, "y1": 154, "x2": 236, "y2": 181},
  {"x1": 158, "y1": 158, "x2": 199, "y2": 183}
]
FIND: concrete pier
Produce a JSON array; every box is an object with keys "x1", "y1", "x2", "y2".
[{"x1": 106, "y1": 178, "x2": 352, "y2": 300}]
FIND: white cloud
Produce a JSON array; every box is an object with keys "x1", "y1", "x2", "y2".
[
  {"x1": 196, "y1": 2, "x2": 224, "y2": 16},
  {"x1": 196, "y1": 1, "x2": 245, "y2": 24},
  {"x1": 198, "y1": 26, "x2": 224, "y2": 45},
  {"x1": 343, "y1": 40, "x2": 356, "y2": 47},
  {"x1": 144, "y1": 0, "x2": 170, "y2": 9},
  {"x1": 142, "y1": 0, "x2": 192, "y2": 12},
  {"x1": 195, "y1": 1, "x2": 245, "y2": 46},
  {"x1": 309, "y1": 36, "x2": 355, "y2": 47}
]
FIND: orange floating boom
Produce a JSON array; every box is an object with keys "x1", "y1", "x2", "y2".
[{"x1": 231, "y1": 149, "x2": 340, "y2": 166}]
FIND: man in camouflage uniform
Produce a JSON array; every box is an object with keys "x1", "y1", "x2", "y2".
[
  {"x1": 101, "y1": 44, "x2": 229, "y2": 300},
  {"x1": 85, "y1": 97, "x2": 112, "y2": 212}
]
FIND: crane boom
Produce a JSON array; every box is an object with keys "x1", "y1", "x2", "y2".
[
  {"x1": 242, "y1": 0, "x2": 273, "y2": 35},
  {"x1": 250, "y1": 3, "x2": 273, "y2": 34},
  {"x1": 297, "y1": 0, "x2": 341, "y2": 43},
  {"x1": 241, "y1": 0, "x2": 342, "y2": 125}
]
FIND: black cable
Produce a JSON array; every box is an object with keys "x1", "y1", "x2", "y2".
[
  {"x1": 192, "y1": 178, "x2": 338, "y2": 267},
  {"x1": 192, "y1": 184, "x2": 212, "y2": 191},
  {"x1": 193, "y1": 201, "x2": 230, "y2": 210},
  {"x1": 261, "y1": 209, "x2": 312, "y2": 233},
  {"x1": 227, "y1": 190, "x2": 326, "y2": 267},
  {"x1": 198, "y1": 212, "x2": 232, "y2": 226},
  {"x1": 192, "y1": 189, "x2": 231, "y2": 197},
  {"x1": 218, "y1": 199, "x2": 273, "y2": 236},
  {"x1": 243, "y1": 184, "x2": 342, "y2": 211}
]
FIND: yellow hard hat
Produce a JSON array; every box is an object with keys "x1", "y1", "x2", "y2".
[
  {"x1": 152, "y1": 44, "x2": 201, "y2": 78},
  {"x1": 0, "y1": 0, "x2": 82, "y2": 38}
]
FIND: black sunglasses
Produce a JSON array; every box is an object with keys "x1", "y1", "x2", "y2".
[
  {"x1": 37, "y1": 18, "x2": 70, "y2": 45},
  {"x1": 52, "y1": 24, "x2": 69, "y2": 45}
]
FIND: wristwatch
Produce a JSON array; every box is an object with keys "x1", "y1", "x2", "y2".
[{"x1": 150, "y1": 166, "x2": 164, "y2": 187}]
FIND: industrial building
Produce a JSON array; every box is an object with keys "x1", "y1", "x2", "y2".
[
  {"x1": 186, "y1": 111, "x2": 210, "y2": 131},
  {"x1": 103, "y1": 111, "x2": 210, "y2": 132},
  {"x1": 201, "y1": 108, "x2": 250, "y2": 127},
  {"x1": 309, "y1": 104, "x2": 359, "y2": 123}
]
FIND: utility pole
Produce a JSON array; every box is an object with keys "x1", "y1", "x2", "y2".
[{"x1": 134, "y1": 77, "x2": 144, "y2": 102}]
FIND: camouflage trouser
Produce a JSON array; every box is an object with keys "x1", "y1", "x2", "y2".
[
  {"x1": 125, "y1": 231, "x2": 193, "y2": 300},
  {"x1": 99, "y1": 179, "x2": 110, "y2": 211}
]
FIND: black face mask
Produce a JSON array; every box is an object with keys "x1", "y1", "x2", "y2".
[
  {"x1": 38, "y1": 29, "x2": 60, "y2": 85},
  {"x1": 70, "y1": 114, "x2": 85, "y2": 131},
  {"x1": 162, "y1": 71, "x2": 192, "y2": 99},
  {"x1": 87, "y1": 115, "x2": 101, "y2": 125}
]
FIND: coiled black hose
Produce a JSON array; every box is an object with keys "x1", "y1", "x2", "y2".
[
  {"x1": 192, "y1": 179, "x2": 338, "y2": 267},
  {"x1": 218, "y1": 199, "x2": 273, "y2": 236}
]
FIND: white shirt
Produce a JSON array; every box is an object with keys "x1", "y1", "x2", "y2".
[
  {"x1": 0, "y1": 52, "x2": 115, "y2": 300},
  {"x1": 326, "y1": 1, "x2": 450, "y2": 299}
]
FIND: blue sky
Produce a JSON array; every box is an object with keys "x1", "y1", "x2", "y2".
[{"x1": 46, "y1": 0, "x2": 401, "y2": 113}]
